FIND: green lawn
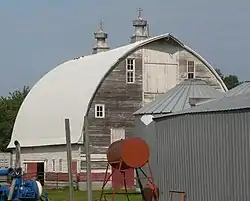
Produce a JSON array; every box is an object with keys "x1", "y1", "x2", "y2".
[{"x1": 44, "y1": 188, "x2": 142, "y2": 201}]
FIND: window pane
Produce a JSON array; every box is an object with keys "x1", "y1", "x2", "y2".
[
  {"x1": 127, "y1": 59, "x2": 134, "y2": 71},
  {"x1": 188, "y1": 73, "x2": 194, "y2": 79},
  {"x1": 188, "y1": 61, "x2": 194, "y2": 68},
  {"x1": 188, "y1": 66, "x2": 194, "y2": 72},
  {"x1": 128, "y1": 65, "x2": 133, "y2": 71},
  {"x1": 127, "y1": 72, "x2": 134, "y2": 83},
  {"x1": 96, "y1": 106, "x2": 100, "y2": 112},
  {"x1": 97, "y1": 111, "x2": 100, "y2": 117},
  {"x1": 128, "y1": 59, "x2": 133, "y2": 65},
  {"x1": 95, "y1": 105, "x2": 104, "y2": 118}
]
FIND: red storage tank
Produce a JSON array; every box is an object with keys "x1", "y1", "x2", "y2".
[{"x1": 107, "y1": 137, "x2": 150, "y2": 170}]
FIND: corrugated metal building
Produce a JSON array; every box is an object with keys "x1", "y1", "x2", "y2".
[
  {"x1": 133, "y1": 79, "x2": 224, "y2": 182},
  {"x1": 153, "y1": 92, "x2": 250, "y2": 201},
  {"x1": 225, "y1": 81, "x2": 250, "y2": 97}
]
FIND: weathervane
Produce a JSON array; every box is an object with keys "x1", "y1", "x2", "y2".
[
  {"x1": 138, "y1": 8, "x2": 143, "y2": 19},
  {"x1": 99, "y1": 20, "x2": 104, "y2": 31}
]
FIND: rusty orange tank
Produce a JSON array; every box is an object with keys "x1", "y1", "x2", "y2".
[{"x1": 107, "y1": 137, "x2": 150, "y2": 170}]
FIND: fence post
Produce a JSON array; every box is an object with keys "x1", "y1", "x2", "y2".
[
  {"x1": 65, "y1": 118, "x2": 74, "y2": 201},
  {"x1": 84, "y1": 115, "x2": 92, "y2": 201}
]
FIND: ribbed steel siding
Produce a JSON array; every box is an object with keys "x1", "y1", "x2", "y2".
[
  {"x1": 134, "y1": 116, "x2": 158, "y2": 185},
  {"x1": 155, "y1": 110, "x2": 250, "y2": 201}
]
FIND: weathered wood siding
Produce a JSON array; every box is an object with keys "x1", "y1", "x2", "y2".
[
  {"x1": 88, "y1": 38, "x2": 224, "y2": 154},
  {"x1": 87, "y1": 50, "x2": 143, "y2": 153},
  {"x1": 178, "y1": 48, "x2": 222, "y2": 90}
]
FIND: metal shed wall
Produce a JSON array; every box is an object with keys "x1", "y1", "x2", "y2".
[
  {"x1": 134, "y1": 116, "x2": 158, "y2": 185},
  {"x1": 154, "y1": 110, "x2": 250, "y2": 201}
]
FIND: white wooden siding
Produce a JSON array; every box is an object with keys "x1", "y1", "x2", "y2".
[
  {"x1": 0, "y1": 153, "x2": 12, "y2": 169},
  {"x1": 11, "y1": 145, "x2": 80, "y2": 173},
  {"x1": 144, "y1": 63, "x2": 178, "y2": 93},
  {"x1": 178, "y1": 48, "x2": 222, "y2": 88}
]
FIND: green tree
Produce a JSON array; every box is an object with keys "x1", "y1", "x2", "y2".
[
  {"x1": 215, "y1": 68, "x2": 240, "y2": 90},
  {"x1": 223, "y1": 75, "x2": 240, "y2": 90},
  {"x1": 0, "y1": 86, "x2": 30, "y2": 151}
]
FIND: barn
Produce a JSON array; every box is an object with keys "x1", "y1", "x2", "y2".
[
  {"x1": 133, "y1": 78, "x2": 224, "y2": 182},
  {"x1": 153, "y1": 91, "x2": 250, "y2": 201},
  {"x1": 7, "y1": 14, "x2": 227, "y2": 188}
]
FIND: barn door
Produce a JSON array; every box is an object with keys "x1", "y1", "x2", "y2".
[
  {"x1": 26, "y1": 163, "x2": 37, "y2": 179},
  {"x1": 111, "y1": 128, "x2": 125, "y2": 143},
  {"x1": 110, "y1": 128, "x2": 134, "y2": 189},
  {"x1": 72, "y1": 160, "x2": 77, "y2": 181},
  {"x1": 143, "y1": 63, "x2": 178, "y2": 104}
]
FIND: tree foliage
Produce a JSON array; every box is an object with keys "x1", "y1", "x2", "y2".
[
  {"x1": 215, "y1": 68, "x2": 241, "y2": 90},
  {"x1": 0, "y1": 86, "x2": 30, "y2": 151}
]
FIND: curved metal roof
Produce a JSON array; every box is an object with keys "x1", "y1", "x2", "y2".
[
  {"x1": 134, "y1": 79, "x2": 224, "y2": 115},
  {"x1": 8, "y1": 33, "x2": 227, "y2": 148},
  {"x1": 225, "y1": 81, "x2": 250, "y2": 97}
]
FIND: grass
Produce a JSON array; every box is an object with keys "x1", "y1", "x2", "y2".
[{"x1": 44, "y1": 188, "x2": 142, "y2": 201}]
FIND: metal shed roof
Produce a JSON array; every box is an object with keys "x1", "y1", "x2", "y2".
[
  {"x1": 154, "y1": 91, "x2": 250, "y2": 120},
  {"x1": 134, "y1": 79, "x2": 224, "y2": 115},
  {"x1": 225, "y1": 81, "x2": 250, "y2": 97}
]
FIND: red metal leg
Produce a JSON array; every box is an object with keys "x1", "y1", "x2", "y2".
[{"x1": 100, "y1": 164, "x2": 113, "y2": 201}]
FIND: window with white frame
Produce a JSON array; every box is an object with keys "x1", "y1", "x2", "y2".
[
  {"x1": 59, "y1": 159, "x2": 62, "y2": 172},
  {"x1": 52, "y1": 159, "x2": 55, "y2": 172},
  {"x1": 187, "y1": 60, "x2": 195, "y2": 79},
  {"x1": 95, "y1": 104, "x2": 105, "y2": 118},
  {"x1": 126, "y1": 58, "x2": 135, "y2": 83}
]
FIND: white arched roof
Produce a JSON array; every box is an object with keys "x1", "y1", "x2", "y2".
[{"x1": 7, "y1": 33, "x2": 227, "y2": 148}]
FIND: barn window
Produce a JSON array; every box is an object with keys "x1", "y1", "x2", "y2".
[
  {"x1": 95, "y1": 104, "x2": 105, "y2": 118},
  {"x1": 52, "y1": 159, "x2": 55, "y2": 172},
  {"x1": 187, "y1": 60, "x2": 195, "y2": 79},
  {"x1": 59, "y1": 159, "x2": 62, "y2": 172},
  {"x1": 126, "y1": 58, "x2": 135, "y2": 83}
]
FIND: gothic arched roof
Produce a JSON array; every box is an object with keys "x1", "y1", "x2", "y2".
[{"x1": 8, "y1": 33, "x2": 227, "y2": 148}]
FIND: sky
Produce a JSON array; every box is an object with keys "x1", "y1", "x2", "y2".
[{"x1": 0, "y1": 0, "x2": 249, "y2": 96}]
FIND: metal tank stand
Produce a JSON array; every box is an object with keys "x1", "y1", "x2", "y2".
[
  {"x1": 169, "y1": 190, "x2": 187, "y2": 201},
  {"x1": 99, "y1": 161, "x2": 159, "y2": 201}
]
